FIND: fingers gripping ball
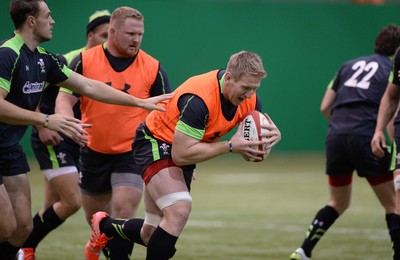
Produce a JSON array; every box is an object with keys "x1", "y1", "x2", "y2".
[{"x1": 241, "y1": 110, "x2": 271, "y2": 162}]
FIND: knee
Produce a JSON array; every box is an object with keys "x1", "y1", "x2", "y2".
[
  {"x1": 156, "y1": 192, "x2": 192, "y2": 221},
  {"x1": 329, "y1": 201, "x2": 350, "y2": 215},
  {"x1": 112, "y1": 204, "x2": 136, "y2": 219},
  {"x1": 20, "y1": 222, "x2": 33, "y2": 241},
  {"x1": 0, "y1": 221, "x2": 17, "y2": 242},
  {"x1": 62, "y1": 194, "x2": 81, "y2": 214},
  {"x1": 11, "y1": 221, "x2": 33, "y2": 246},
  {"x1": 174, "y1": 203, "x2": 191, "y2": 222},
  {"x1": 68, "y1": 197, "x2": 82, "y2": 213}
]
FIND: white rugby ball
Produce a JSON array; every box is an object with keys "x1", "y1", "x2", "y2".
[{"x1": 241, "y1": 110, "x2": 271, "y2": 162}]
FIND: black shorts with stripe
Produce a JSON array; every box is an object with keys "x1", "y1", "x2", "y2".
[
  {"x1": 0, "y1": 144, "x2": 30, "y2": 181},
  {"x1": 326, "y1": 134, "x2": 392, "y2": 178},
  {"x1": 79, "y1": 146, "x2": 139, "y2": 193},
  {"x1": 132, "y1": 122, "x2": 195, "y2": 190},
  {"x1": 31, "y1": 127, "x2": 80, "y2": 171}
]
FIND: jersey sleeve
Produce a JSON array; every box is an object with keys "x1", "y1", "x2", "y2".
[
  {"x1": 59, "y1": 53, "x2": 82, "y2": 97},
  {"x1": 150, "y1": 64, "x2": 171, "y2": 96},
  {"x1": 175, "y1": 94, "x2": 209, "y2": 140},
  {"x1": 330, "y1": 71, "x2": 340, "y2": 92},
  {"x1": 69, "y1": 53, "x2": 83, "y2": 74},
  {"x1": 46, "y1": 52, "x2": 71, "y2": 85},
  {"x1": 57, "y1": 54, "x2": 67, "y2": 66},
  {"x1": 0, "y1": 47, "x2": 18, "y2": 92}
]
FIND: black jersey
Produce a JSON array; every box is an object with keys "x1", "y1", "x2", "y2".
[
  {"x1": 391, "y1": 50, "x2": 400, "y2": 134},
  {"x1": 327, "y1": 54, "x2": 392, "y2": 137},
  {"x1": 38, "y1": 55, "x2": 81, "y2": 118},
  {"x1": 0, "y1": 33, "x2": 71, "y2": 149}
]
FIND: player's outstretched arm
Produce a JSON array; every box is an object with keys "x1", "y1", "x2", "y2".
[
  {"x1": 58, "y1": 72, "x2": 173, "y2": 111},
  {"x1": 371, "y1": 83, "x2": 400, "y2": 158},
  {"x1": 44, "y1": 113, "x2": 90, "y2": 146},
  {"x1": 0, "y1": 88, "x2": 89, "y2": 146}
]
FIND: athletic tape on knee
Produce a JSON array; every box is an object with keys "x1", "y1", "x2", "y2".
[
  {"x1": 144, "y1": 212, "x2": 162, "y2": 228},
  {"x1": 394, "y1": 175, "x2": 400, "y2": 191},
  {"x1": 155, "y1": 191, "x2": 192, "y2": 210}
]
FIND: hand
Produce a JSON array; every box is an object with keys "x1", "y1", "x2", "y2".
[
  {"x1": 371, "y1": 130, "x2": 386, "y2": 158},
  {"x1": 36, "y1": 126, "x2": 63, "y2": 146},
  {"x1": 141, "y1": 93, "x2": 174, "y2": 111},
  {"x1": 230, "y1": 121, "x2": 268, "y2": 161},
  {"x1": 46, "y1": 113, "x2": 92, "y2": 147},
  {"x1": 262, "y1": 113, "x2": 281, "y2": 150}
]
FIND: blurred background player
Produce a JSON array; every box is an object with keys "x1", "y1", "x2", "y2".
[
  {"x1": 18, "y1": 10, "x2": 111, "y2": 260},
  {"x1": 82, "y1": 50, "x2": 281, "y2": 260},
  {"x1": 371, "y1": 37, "x2": 400, "y2": 260},
  {"x1": 0, "y1": 0, "x2": 170, "y2": 259},
  {"x1": 290, "y1": 24, "x2": 400, "y2": 260},
  {"x1": 56, "y1": 6, "x2": 171, "y2": 260}
]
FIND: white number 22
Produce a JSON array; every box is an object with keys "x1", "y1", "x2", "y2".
[{"x1": 344, "y1": 60, "x2": 379, "y2": 89}]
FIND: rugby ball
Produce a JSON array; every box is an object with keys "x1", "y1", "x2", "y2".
[{"x1": 241, "y1": 110, "x2": 271, "y2": 162}]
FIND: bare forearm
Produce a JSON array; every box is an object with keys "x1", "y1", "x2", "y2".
[
  {"x1": 172, "y1": 141, "x2": 229, "y2": 165},
  {"x1": 55, "y1": 92, "x2": 78, "y2": 117},
  {"x1": 376, "y1": 94, "x2": 399, "y2": 132},
  {"x1": 0, "y1": 100, "x2": 45, "y2": 126},
  {"x1": 60, "y1": 74, "x2": 144, "y2": 107}
]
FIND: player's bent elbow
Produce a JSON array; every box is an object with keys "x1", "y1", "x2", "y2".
[{"x1": 172, "y1": 154, "x2": 187, "y2": 166}]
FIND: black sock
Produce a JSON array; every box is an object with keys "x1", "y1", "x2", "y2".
[
  {"x1": 301, "y1": 205, "x2": 339, "y2": 258},
  {"x1": 0, "y1": 241, "x2": 20, "y2": 260},
  {"x1": 108, "y1": 236, "x2": 134, "y2": 260},
  {"x1": 390, "y1": 214, "x2": 400, "y2": 260},
  {"x1": 386, "y1": 213, "x2": 395, "y2": 230},
  {"x1": 22, "y1": 206, "x2": 64, "y2": 249},
  {"x1": 146, "y1": 226, "x2": 178, "y2": 260},
  {"x1": 101, "y1": 217, "x2": 145, "y2": 246}
]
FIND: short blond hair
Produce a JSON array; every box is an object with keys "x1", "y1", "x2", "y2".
[
  {"x1": 226, "y1": 51, "x2": 266, "y2": 80},
  {"x1": 110, "y1": 6, "x2": 144, "y2": 27}
]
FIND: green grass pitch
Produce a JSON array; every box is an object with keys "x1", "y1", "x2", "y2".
[{"x1": 27, "y1": 153, "x2": 392, "y2": 259}]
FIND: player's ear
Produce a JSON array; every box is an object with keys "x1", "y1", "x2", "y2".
[
  {"x1": 27, "y1": 15, "x2": 35, "y2": 27},
  {"x1": 225, "y1": 72, "x2": 232, "y2": 81},
  {"x1": 109, "y1": 27, "x2": 116, "y2": 38}
]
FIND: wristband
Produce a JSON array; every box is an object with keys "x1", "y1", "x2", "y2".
[
  {"x1": 43, "y1": 114, "x2": 49, "y2": 128},
  {"x1": 228, "y1": 140, "x2": 233, "y2": 153}
]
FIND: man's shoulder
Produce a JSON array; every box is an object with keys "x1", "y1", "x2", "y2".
[
  {"x1": 63, "y1": 47, "x2": 85, "y2": 65},
  {"x1": 0, "y1": 33, "x2": 24, "y2": 57},
  {"x1": 138, "y1": 49, "x2": 159, "y2": 62}
]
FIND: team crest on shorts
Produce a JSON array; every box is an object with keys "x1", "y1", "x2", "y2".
[
  {"x1": 57, "y1": 152, "x2": 67, "y2": 164},
  {"x1": 397, "y1": 153, "x2": 400, "y2": 165},
  {"x1": 160, "y1": 143, "x2": 170, "y2": 155}
]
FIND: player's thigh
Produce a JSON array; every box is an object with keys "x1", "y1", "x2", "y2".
[
  {"x1": 111, "y1": 185, "x2": 143, "y2": 218},
  {"x1": 49, "y1": 172, "x2": 80, "y2": 203},
  {"x1": 146, "y1": 166, "x2": 189, "y2": 200}
]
